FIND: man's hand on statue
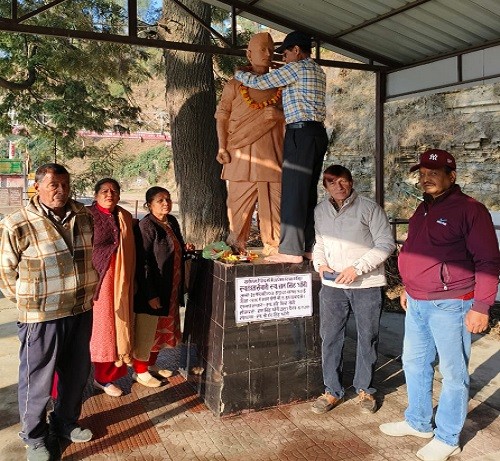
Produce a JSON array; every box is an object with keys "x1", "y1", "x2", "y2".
[{"x1": 216, "y1": 149, "x2": 231, "y2": 164}]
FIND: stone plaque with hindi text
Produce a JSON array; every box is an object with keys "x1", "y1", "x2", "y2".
[{"x1": 235, "y1": 273, "x2": 312, "y2": 324}]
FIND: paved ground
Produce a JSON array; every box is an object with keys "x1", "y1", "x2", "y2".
[{"x1": 0, "y1": 296, "x2": 498, "y2": 461}]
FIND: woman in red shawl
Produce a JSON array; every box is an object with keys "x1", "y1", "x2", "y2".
[{"x1": 87, "y1": 178, "x2": 135, "y2": 397}]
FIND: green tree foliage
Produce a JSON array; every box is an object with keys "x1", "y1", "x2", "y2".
[
  {"x1": 115, "y1": 145, "x2": 171, "y2": 185},
  {"x1": 61, "y1": 143, "x2": 171, "y2": 197},
  {"x1": 71, "y1": 141, "x2": 123, "y2": 196},
  {"x1": 0, "y1": 0, "x2": 151, "y2": 166}
]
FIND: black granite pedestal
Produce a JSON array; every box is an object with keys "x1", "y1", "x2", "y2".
[{"x1": 183, "y1": 254, "x2": 324, "y2": 416}]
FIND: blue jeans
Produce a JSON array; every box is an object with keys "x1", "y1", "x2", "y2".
[
  {"x1": 403, "y1": 293, "x2": 472, "y2": 446},
  {"x1": 319, "y1": 285, "x2": 382, "y2": 398}
]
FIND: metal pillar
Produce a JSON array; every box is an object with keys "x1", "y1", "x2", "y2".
[{"x1": 375, "y1": 71, "x2": 386, "y2": 207}]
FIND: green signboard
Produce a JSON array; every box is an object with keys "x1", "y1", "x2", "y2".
[{"x1": 0, "y1": 159, "x2": 23, "y2": 174}]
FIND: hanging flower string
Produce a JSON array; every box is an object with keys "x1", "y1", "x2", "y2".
[{"x1": 239, "y1": 85, "x2": 283, "y2": 109}]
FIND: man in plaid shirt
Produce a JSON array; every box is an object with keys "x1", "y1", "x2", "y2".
[
  {"x1": 235, "y1": 30, "x2": 328, "y2": 263},
  {"x1": 0, "y1": 163, "x2": 98, "y2": 461}
]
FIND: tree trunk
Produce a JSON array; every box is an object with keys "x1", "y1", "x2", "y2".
[{"x1": 160, "y1": 0, "x2": 228, "y2": 247}]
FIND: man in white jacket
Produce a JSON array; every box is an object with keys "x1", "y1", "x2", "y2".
[{"x1": 312, "y1": 164, "x2": 395, "y2": 415}]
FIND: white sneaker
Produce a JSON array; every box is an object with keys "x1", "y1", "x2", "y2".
[
  {"x1": 132, "y1": 371, "x2": 162, "y2": 388},
  {"x1": 93, "y1": 380, "x2": 123, "y2": 397},
  {"x1": 417, "y1": 438, "x2": 461, "y2": 461},
  {"x1": 148, "y1": 365, "x2": 173, "y2": 378},
  {"x1": 379, "y1": 420, "x2": 434, "y2": 438}
]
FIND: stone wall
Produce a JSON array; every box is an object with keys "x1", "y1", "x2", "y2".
[
  {"x1": 325, "y1": 82, "x2": 500, "y2": 215},
  {"x1": 445, "y1": 85, "x2": 500, "y2": 207}
]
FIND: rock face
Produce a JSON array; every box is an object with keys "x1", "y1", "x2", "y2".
[
  {"x1": 444, "y1": 86, "x2": 500, "y2": 207},
  {"x1": 325, "y1": 79, "x2": 500, "y2": 216}
]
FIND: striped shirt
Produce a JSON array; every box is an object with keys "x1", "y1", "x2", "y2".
[{"x1": 234, "y1": 57, "x2": 326, "y2": 124}]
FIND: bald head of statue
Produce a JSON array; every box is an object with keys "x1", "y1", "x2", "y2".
[{"x1": 246, "y1": 32, "x2": 274, "y2": 74}]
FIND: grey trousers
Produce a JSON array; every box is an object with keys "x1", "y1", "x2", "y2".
[
  {"x1": 319, "y1": 285, "x2": 382, "y2": 398},
  {"x1": 17, "y1": 310, "x2": 92, "y2": 448}
]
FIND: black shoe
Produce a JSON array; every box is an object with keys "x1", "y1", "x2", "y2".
[{"x1": 45, "y1": 432, "x2": 62, "y2": 460}]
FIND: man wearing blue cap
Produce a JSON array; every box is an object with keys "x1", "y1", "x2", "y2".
[
  {"x1": 234, "y1": 30, "x2": 328, "y2": 263},
  {"x1": 380, "y1": 149, "x2": 500, "y2": 461}
]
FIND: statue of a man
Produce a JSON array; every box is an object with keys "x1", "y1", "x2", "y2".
[{"x1": 215, "y1": 32, "x2": 285, "y2": 256}]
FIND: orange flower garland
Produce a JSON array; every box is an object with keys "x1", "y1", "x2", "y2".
[{"x1": 239, "y1": 84, "x2": 283, "y2": 109}]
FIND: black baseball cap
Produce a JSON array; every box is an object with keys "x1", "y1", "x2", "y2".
[{"x1": 275, "y1": 31, "x2": 312, "y2": 53}]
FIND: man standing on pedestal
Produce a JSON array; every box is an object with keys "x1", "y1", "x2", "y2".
[
  {"x1": 215, "y1": 32, "x2": 285, "y2": 256},
  {"x1": 234, "y1": 30, "x2": 328, "y2": 263}
]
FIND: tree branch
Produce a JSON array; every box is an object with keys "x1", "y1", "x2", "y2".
[{"x1": 0, "y1": 45, "x2": 37, "y2": 91}]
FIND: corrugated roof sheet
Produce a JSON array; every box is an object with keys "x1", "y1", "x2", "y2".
[{"x1": 204, "y1": 0, "x2": 500, "y2": 69}]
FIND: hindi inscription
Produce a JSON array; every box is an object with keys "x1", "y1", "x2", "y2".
[{"x1": 235, "y1": 273, "x2": 312, "y2": 324}]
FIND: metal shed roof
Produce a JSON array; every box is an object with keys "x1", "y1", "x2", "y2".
[
  {"x1": 2, "y1": 0, "x2": 498, "y2": 204},
  {"x1": 2, "y1": 1, "x2": 499, "y2": 99},
  {"x1": 203, "y1": 0, "x2": 500, "y2": 99}
]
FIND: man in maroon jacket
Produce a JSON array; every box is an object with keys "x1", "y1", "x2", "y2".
[{"x1": 380, "y1": 149, "x2": 500, "y2": 461}]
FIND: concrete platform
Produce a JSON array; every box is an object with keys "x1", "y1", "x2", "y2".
[{"x1": 0, "y1": 296, "x2": 499, "y2": 461}]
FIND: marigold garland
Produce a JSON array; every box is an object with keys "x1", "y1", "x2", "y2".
[{"x1": 239, "y1": 84, "x2": 283, "y2": 109}]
